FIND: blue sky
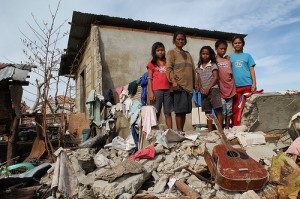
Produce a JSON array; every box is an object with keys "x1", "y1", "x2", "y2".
[{"x1": 1, "y1": 0, "x2": 300, "y2": 106}]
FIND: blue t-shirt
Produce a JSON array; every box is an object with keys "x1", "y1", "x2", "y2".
[{"x1": 230, "y1": 53, "x2": 255, "y2": 87}]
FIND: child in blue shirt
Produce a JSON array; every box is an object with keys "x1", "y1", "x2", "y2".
[{"x1": 230, "y1": 36, "x2": 257, "y2": 126}]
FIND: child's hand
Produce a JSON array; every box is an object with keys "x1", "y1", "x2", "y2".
[
  {"x1": 149, "y1": 91, "x2": 155, "y2": 104},
  {"x1": 172, "y1": 81, "x2": 179, "y2": 91},
  {"x1": 251, "y1": 84, "x2": 257, "y2": 92},
  {"x1": 203, "y1": 88, "x2": 210, "y2": 95},
  {"x1": 200, "y1": 87, "x2": 208, "y2": 95},
  {"x1": 224, "y1": 55, "x2": 231, "y2": 60},
  {"x1": 194, "y1": 84, "x2": 199, "y2": 92}
]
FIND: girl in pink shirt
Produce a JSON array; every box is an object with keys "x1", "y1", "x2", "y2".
[{"x1": 147, "y1": 42, "x2": 173, "y2": 129}]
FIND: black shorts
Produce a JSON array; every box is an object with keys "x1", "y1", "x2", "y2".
[
  {"x1": 173, "y1": 91, "x2": 192, "y2": 114},
  {"x1": 153, "y1": 90, "x2": 174, "y2": 114}
]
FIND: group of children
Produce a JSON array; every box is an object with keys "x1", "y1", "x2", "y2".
[{"x1": 147, "y1": 31, "x2": 257, "y2": 132}]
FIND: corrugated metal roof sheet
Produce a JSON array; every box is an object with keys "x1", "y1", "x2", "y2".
[
  {"x1": 0, "y1": 63, "x2": 33, "y2": 83},
  {"x1": 59, "y1": 11, "x2": 247, "y2": 75}
]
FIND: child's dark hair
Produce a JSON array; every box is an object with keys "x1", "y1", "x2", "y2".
[
  {"x1": 232, "y1": 36, "x2": 245, "y2": 46},
  {"x1": 173, "y1": 31, "x2": 187, "y2": 45},
  {"x1": 215, "y1": 39, "x2": 228, "y2": 48},
  {"x1": 197, "y1": 46, "x2": 216, "y2": 67},
  {"x1": 151, "y1": 42, "x2": 165, "y2": 66}
]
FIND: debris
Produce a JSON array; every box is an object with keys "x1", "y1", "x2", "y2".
[
  {"x1": 240, "y1": 190, "x2": 260, "y2": 199},
  {"x1": 174, "y1": 179, "x2": 201, "y2": 199},
  {"x1": 269, "y1": 151, "x2": 300, "y2": 199},
  {"x1": 96, "y1": 159, "x2": 144, "y2": 182},
  {"x1": 51, "y1": 147, "x2": 79, "y2": 198},
  {"x1": 152, "y1": 174, "x2": 168, "y2": 193},
  {"x1": 285, "y1": 137, "x2": 300, "y2": 155},
  {"x1": 130, "y1": 145, "x2": 155, "y2": 160},
  {"x1": 76, "y1": 148, "x2": 96, "y2": 173},
  {"x1": 186, "y1": 167, "x2": 214, "y2": 185}
]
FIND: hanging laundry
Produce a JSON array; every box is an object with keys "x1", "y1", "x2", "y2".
[
  {"x1": 85, "y1": 90, "x2": 103, "y2": 126},
  {"x1": 115, "y1": 86, "x2": 123, "y2": 96},
  {"x1": 141, "y1": 106, "x2": 157, "y2": 139},
  {"x1": 140, "y1": 72, "x2": 148, "y2": 105},
  {"x1": 128, "y1": 79, "x2": 140, "y2": 95}
]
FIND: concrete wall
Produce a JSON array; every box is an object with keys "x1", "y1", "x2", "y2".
[
  {"x1": 75, "y1": 26, "x2": 102, "y2": 113},
  {"x1": 242, "y1": 93, "x2": 300, "y2": 133},
  {"x1": 76, "y1": 25, "x2": 235, "y2": 131}
]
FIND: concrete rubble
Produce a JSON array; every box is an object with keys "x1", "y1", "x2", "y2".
[{"x1": 39, "y1": 125, "x2": 295, "y2": 199}]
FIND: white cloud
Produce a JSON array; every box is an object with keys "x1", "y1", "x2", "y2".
[
  {"x1": 212, "y1": 0, "x2": 300, "y2": 32},
  {"x1": 256, "y1": 55, "x2": 291, "y2": 72},
  {"x1": 258, "y1": 71, "x2": 300, "y2": 91}
]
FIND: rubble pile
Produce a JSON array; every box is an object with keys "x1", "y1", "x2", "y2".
[{"x1": 40, "y1": 126, "x2": 297, "y2": 199}]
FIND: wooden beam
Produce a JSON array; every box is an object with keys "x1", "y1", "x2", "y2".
[{"x1": 175, "y1": 180, "x2": 201, "y2": 199}]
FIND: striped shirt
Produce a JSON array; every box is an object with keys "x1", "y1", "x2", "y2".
[{"x1": 196, "y1": 61, "x2": 219, "y2": 90}]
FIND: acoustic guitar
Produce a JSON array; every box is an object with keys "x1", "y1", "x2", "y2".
[{"x1": 203, "y1": 114, "x2": 269, "y2": 191}]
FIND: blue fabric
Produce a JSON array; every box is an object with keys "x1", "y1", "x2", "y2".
[
  {"x1": 129, "y1": 100, "x2": 142, "y2": 125},
  {"x1": 130, "y1": 122, "x2": 139, "y2": 154},
  {"x1": 140, "y1": 72, "x2": 148, "y2": 105},
  {"x1": 193, "y1": 89, "x2": 215, "y2": 116},
  {"x1": 230, "y1": 53, "x2": 255, "y2": 87},
  {"x1": 193, "y1": 90, "x2": 202, "y2": 106}
]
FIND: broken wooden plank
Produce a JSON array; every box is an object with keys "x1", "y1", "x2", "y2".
[
  {"x1": 186, "y1": 167, "x2": 214, "y2": 185},
  {"x1": 23, "y1": 137, "x2": 46, "y2": 162},
  {"x1": 174, "y1": 179, "x2": 201, "y2": 199}
]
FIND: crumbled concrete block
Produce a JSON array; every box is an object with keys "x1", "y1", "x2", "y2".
[
  {"x1": 176, "y1": 169, "x2": 190, "y2": 180},
  {"x1": 119, "y1": 193, "x2": 133, "y2": 199},
  {"x1": 79, "y1": 171, "x2": 96, "y2": 186},
  {"x1": 240, "y1": 190, "x2": 260, "y2": 199},
  {"x1": 154, "y1": 144, "x2": 164, "y2": 154},
  {"x1": 187, "y1": 174, "x2": 207, "y2": 193},
  {"x1": 77, "y1": 148, "x2": 96, "y2": 173},
  {"x1": 78, "y1": 185, "x2": 93, "y2": 199},
  {"x1": 152, "y1": 175, "x2": 168, "y2": 193},
  {"x1": 92, "y1": 180, "x2": 120, "y2": 198},
  {"x1": 152, "y1": 171, "x2": 160, "y2": 181}
]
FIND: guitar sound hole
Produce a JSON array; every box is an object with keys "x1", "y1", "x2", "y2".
[{"x1": 227, "y1": 150, "x2": 238, "y2": 157}]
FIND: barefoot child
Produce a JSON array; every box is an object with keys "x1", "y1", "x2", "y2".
[
  {"x1": 147, "y1": 42, "x2": 173, "y2": 129},
  {"x1": 196, "y1": 46, "x2": 223, "y2": 132},
  {"x1": 230, "y1": 36, "x2": 257, "y2": 126},
  {"x1": 215, "y1": 39, "x2": 236, "y2": 129}
]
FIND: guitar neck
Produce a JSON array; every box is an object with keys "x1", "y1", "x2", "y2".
[{"x1": 207, "y1": 114, "x2": 232, "y2": 149}]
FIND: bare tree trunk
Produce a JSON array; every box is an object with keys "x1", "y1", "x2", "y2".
[{"x1": 7, "y1": 116, "x2": 20, "y2": 165}]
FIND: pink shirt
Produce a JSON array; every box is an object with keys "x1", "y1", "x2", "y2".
[
  {"x1": 147, "y1": 61, "x2": 170, "y2": 90},
  {"x1": 216, "y1": 57, "x2": 236, "y2": 99}
]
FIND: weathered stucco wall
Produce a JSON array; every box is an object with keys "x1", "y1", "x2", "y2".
[
  {"x1": 97, "y1": 26, "x2": 235, "y2": 131},
  {"x1": 98, "y1": 26, "x2": 235, "y2": 91},
  {"x1": 75, "y1": 26, "x2": 102, "y2": 113}
]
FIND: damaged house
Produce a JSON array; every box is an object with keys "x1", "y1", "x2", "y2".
[
  {"x1": 32, "y1": 11, "x2": 300, "y2": 198},
  {"x1": 59, "y1": 11, "x2": 244, "y2": 135},
  {"x1": 0, "y1": 63, "x2": 33, "y2": 162},
  {"x1": 59, "y1": 11, "x2": 300, "y2": 137}
]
